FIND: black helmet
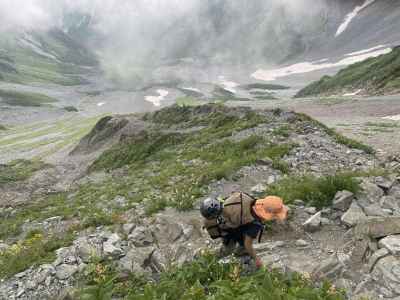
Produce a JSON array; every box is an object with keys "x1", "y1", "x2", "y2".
[{"x1": 200, "y1": 197, "x2": 223, "y2": 220}]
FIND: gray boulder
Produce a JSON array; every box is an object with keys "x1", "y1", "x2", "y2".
[
  {"x1": 118, "y1": 247, "x2": 155, "y2": 274},
  {"x1": 341, "y1": 202, "x2": 366, "y2": 227},
  {"x1": 371, "y1": 256, "x2": 400, "y2": 297},
  {"x1": 55, "y1": 264, "x2": 78, "y2": 280},
  {"x1": 368, "y1": 248, "x2": 390, "y2": 272},
  {"x1": 375, "y1": 176, "x2": 397, "y2": 192},
  {"x1": 363, "y1": 203, "x2": 388, "y2": 217},
  {"x1": 304, "y1": 207, "x2": 317, "y2": 215},
  {"x1": 332, "y1": 190, "x2": 354, "y2": 211},
  {"x1": 360, "y1": 181, "x2": 384, "y2": 201},
  {"x1": 75, "y1": 237, "x2": 102, "y2": 263},
  {"x1": 302, "y1": 212, "x2": 322, "y2": 232},
  {"x1": 313, "y1": 255, "x2": 345, "y2": 280},
  {"x1": 355, "y1": 217, "x2": 400, "y2": 238},
  {"x1": 128, "y1": 226, "x2": 154, "y2": 247},
  {"x1": 378, "y1": 235, "x2": 400, "y2": 256}
]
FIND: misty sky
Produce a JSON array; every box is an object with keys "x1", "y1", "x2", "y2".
[{"x1": 0, "y1": 0, "x2": 344, "y2": 85}]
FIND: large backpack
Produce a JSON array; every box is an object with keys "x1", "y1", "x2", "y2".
[
  {"x1": 204, "y1": 192, "x2": 256, "y2": 239},
  {"x1": 222, "y1": 191, "x2": 257, "y2": 228}
]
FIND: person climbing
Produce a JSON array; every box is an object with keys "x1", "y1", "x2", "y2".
[{"x1": 200, "y1": 192, "x2": 288, "y2": 269}]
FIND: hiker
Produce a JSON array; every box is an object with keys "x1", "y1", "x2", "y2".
[{"x1": 201, "y1": 192, "x2": 288, "y2": 269}]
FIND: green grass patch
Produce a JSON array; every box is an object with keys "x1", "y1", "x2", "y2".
[
  {"x1": 365, "y1": 122, "x2": 400, "y2": 128},
  {"x1": 0, "y1": 124, "x2": 7, "y2": 130},
  {"x1": 267, "y1": 173, "x2": 360, "y2": 208},
  {"x1": 0, "y1": 89, "x2": 57, "y2": 107},
  {"x1": 76, "y1": 253, "x2": 345, "y2": 300},
  {"x1": 0, "y1": 159, "x2": 49, "y2": 185},
  {"x1": 175, "y1": 97, "x2": 204, "y2": 107},
  {"x1": 0, "y1": 231, "x2": 75, "y2": 279}
]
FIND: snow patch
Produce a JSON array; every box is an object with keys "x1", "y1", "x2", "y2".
[
  {"x1": 182, "y1": 87, "x2": 202, "y2": 93},
  {"x1": 382, "y1": 115, "x2": 400, "y2": 121},
  {"x1": 252, "y1": 48, "x2": 392, "y2": 81},
  {"x1": 335, "y1": 0, "x2": 376, "y2": 37},
  {"x1": 219, "y1": 76, "x2": 239, "y2": 94},
  {"x1": 346, "y1": 45, "x2": 387, "y2": 56},
  {"x1": 145, "y1": 89, "x2": 169, "y2": 107},
  {"x1": 343, "y1": 89, "x2": 362, "y2": 96}
]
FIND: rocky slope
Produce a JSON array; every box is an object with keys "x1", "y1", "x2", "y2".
[
  {"x1": 296, "y1": 46, "x2": 400, "y2": 98},
  {"x1": 1, "y1": 105, "x2": 400, "y2": 299}
]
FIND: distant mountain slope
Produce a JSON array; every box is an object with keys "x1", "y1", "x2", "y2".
[
  {"x1": 295, "y1": 46, "x2": 400, "y2": 97},
  {"x1": 0, "y1": 29, "x2": 97, "y2": 86}
]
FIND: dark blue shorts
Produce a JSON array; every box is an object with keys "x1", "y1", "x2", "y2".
[{"x1": 223, "y1": 220, "x2": 264, "y2": 246}]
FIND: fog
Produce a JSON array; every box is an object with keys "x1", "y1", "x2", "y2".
[{"x1": 0, "y1": 0, "x2": 346, "y2": 85}]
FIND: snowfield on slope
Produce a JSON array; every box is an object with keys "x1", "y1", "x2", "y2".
[
  {"x1": 251, "y1": 47, "x2": 392, "y2": 82},
  {"x1": 335, "y1": 0, "x2": 376, "y2": 37}
]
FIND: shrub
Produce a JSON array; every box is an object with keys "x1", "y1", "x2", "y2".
[
  {"x1": 267, "y1": 173, "x2": 360, "y2": 208},
  {"x1": 0, "y1": 233, "x2": 75, "y2": 279},
  {"x1": 76, "y1": 253, "x2": 345, "y2": 300}
]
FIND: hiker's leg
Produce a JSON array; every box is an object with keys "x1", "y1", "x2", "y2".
[{"x1": 219, "y1": 236, "x2": 237, "y2": 257}]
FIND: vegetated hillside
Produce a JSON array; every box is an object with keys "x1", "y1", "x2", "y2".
[
  {"x1": 3, "y1": 105, "x2": 400, "y2": 299},
  {"x1": 0, "y1": 89, "x2": 57, "y2": 107},
  {"x1": 0, "y1": 29, "x2": 97, "y2": 86},
  {"x1": 296, "y1": 46, "x2": 400, "y2": 98}
]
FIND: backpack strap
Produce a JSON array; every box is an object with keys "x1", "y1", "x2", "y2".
[{"x1": 240, "y1": 192, "x2": 243, "y2": 226}]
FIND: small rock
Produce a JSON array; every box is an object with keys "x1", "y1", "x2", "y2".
[
  {"x1": 375, "y1": 176, "x2": 396, "y2": 192},
  {"x1": 123, "y1": 223, "x2": 135, "y2": 235},
  {"x1": 321, "y1": 217, "x2": 331, "y2": 226},
  {"x1": 313, "y1": 255, "x2": 344, "y2": 279},
  {"x1": 55, "y1": 264, "x2": 78, "y2": 280},
  {"x1": 304, "y1": 207, "x2": 317, "y2": 215},
  {"x1": 256, "y1": 157, "x2": 273, "y2": 166},
  {"x1": 380, "y1": 196, "x2": 399, "y2": 211},
  {"x1": 103, "y1": 242, "x2": 124, "y2": 259},
  {"x1": 251, "y1": 183, "x2": 267, "y2": 194},
  {"x1": 341, "y1": 202, "x2": 366, "y2": 227},
  {"x1": 378, "y1": 235, "x2": 400, "y2": 256},
  {"x1": 332, "y1": 190, "x2": 354, "y2": 211},
  {"x1": 302, "y1": 212, "x2": 322, "y2": 232},
  {"x1": 293, "y1": 199, "x2": 305, "y2": 207},
  {"x1": 113, "y1": 195, "x2": 127, "y2": 207},
  {"x1": 295, "y1": 239, "x2": 309, "y2": 247},
  {"x1": 128, "y1": 226, "x2": 154, "y2": 247}
]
